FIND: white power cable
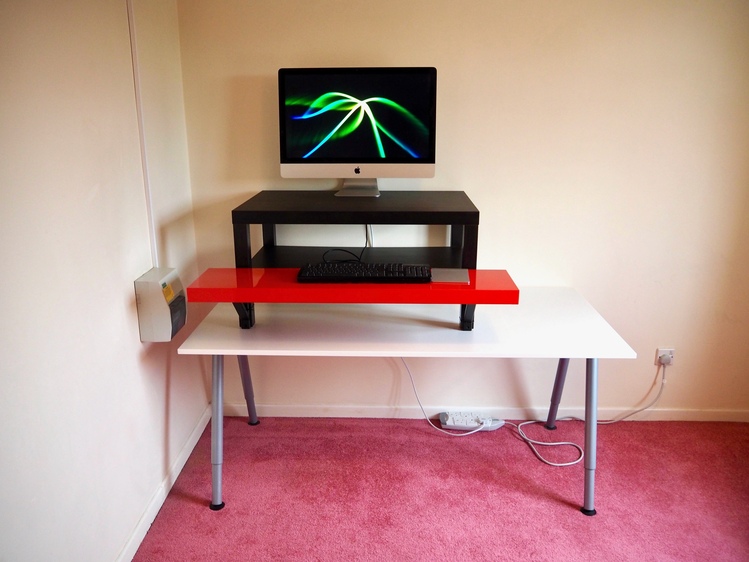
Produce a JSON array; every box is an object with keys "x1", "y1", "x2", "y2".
[
  {"x1": 401, "y1": 357, "x2": 670, "y2": 467},
  {"x1": 401, "y1": 358, "x2": 492, "y2": 437},
  {"x1": 598, "y1": 363, "x2": 667, "y2": 425}
]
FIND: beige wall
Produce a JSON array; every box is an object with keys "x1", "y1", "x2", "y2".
[
  {"x1": 0, "y1": 1, "x2": 207, "y2": 560},
  {"x1": 178, "y1": 0, "x2": 749, "y2": 420}
]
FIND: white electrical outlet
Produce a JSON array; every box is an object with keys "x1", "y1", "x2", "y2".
[{"x1": 655, "y1": 348, "x2": 675, "y2": 366}]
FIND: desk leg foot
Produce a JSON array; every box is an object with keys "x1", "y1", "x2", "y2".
[
  {"x1": 210, "y1": 502, "x2": 225, "y2": 511},
  {"x1": 459, "y1": 304, "x2": 475, "y2": 331},
  {"x1": 233, "y1": 302, "x2": 255, "y2": 329},
  {"x1": 581, "y1": 507, "x2": 597, "y2": 516}
]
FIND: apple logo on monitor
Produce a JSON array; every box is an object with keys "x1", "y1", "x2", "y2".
[{"x1": 354, "y1": 167, "x2": 361, "y2": 174}]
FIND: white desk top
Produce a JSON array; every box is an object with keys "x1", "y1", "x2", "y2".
[{"x1": 178, "y1": 287, "x2": 635, "y2": 360}]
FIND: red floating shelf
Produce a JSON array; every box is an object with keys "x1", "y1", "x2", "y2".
[{"x1": 187, "y1": 268, "x2": 519, "y2": 306}]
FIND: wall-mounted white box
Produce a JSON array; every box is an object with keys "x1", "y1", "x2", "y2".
[{"x1": 134, "y1": 268, "x2": 187, "y2": 342}]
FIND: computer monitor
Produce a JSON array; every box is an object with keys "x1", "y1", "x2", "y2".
[{"x1": 278, "y1": 67, "x2": 437, "y2": 197}]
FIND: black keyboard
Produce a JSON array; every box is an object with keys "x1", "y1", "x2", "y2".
[{"x1": 297, "y1": 262, "x2": 432, "y2": 283}]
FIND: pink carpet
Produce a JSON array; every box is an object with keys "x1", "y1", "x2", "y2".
[{"x1": 134, "y1": 418, "x2": 749, "y2": 561}]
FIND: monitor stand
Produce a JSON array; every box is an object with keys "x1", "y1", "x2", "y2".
[{"x1": 335, "y1": 178, "x2": 380, "y2": 197}]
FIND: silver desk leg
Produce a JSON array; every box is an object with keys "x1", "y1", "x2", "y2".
[
  {"x1": 582, "y1": 358, "x2": 598, "y2": 516},
  {"x1": 210, "y1": 355, "x2": 225, "y2": 510},
  {"x1": 237, "y1": 356, "x2": 259, "y2": 426},
  {"x1": 545, "y1": 358, "x2": 570, "y2": 430}
]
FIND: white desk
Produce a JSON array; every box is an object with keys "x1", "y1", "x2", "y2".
[{"x1": 178, "y1": 287, "x2": 635, "y2": 514}]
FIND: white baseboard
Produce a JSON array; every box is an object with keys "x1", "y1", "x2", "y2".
[
  {"x1": 117, "y1": 405, "x2": 212, "y2": 562},
  {"x1": 225, "y1": 402, "x2": 749, "y2": 423}
]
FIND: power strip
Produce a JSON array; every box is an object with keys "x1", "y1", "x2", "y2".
[{"x1": 439, "y1": 412, "x2": 505, "y2": 432}]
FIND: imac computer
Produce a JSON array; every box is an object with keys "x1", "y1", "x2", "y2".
[{"x1": 278, "y1": 67, "x2": 437, "y2": 197}]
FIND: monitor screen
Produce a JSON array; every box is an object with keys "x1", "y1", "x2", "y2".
[{"x1": 278, "y1": 67, "x2": 437, "y2": 196}]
